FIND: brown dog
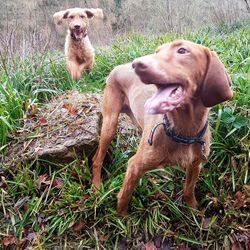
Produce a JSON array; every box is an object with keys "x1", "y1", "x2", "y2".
[
  {"x1": 53, "y1": 8, "x2": 103, "y2": 80},
  {"x1": 92, "y1": 40, "x2": 233, "y2": 216}
]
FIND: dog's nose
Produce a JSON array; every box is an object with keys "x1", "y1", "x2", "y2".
[
  {"x1": 74, "y1": 25, "x2": 80, "y2": 29},
  {"x1": 132, "y1": 60, "x2": 148, "y2": 72}
]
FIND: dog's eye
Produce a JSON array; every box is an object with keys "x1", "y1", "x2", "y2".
[
  {"x1": 69, "y1": 16, "x2": 74, "y2": 19},
  {"x1": 177, "y1": 48, "x2": 187, "y2": 54},
  {"x1": 80, "y1": 15, "x2": 85, "y2": 18}
]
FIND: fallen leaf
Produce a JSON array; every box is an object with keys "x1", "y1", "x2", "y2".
[
  {"x1": 63, "y1": 103, "x2": 77, "y2": 116},
  {"x1": 231, "y1": 157, "x2": 238, "y2": 172},
  {"x1": 36, "y1": 174, "x2": 51, "y2": 189},
  {"x1": 144, "y1": 241, "x2": 156, "y2": 250},
  {"x1": 71, "y1": 219, "x2": 85, "y2": 233},
  {"x1": 234, "y1": 191, "x2": 245, "y2": 209},
  {"x1": 52, "y1": 178, "x2": 64, "y2": 188},
  {"x1": 39, "y1": 117, "x2": 48, "y2": 125},
  {"x1": 99, "y1": 235, "x2": 109, "y2": 242},
  {"x1": 3, "y1": 234, "x2": 16, "y2": 246},
  {"x1": 70, "y1": 167, "x2": 79, "y2": 179},
  {"x1": 33, "y1": 116, "x2": 48, "y2": 128}
]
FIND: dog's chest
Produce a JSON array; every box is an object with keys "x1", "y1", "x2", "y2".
[
  {"x1": 74, "y1": 44, "x2": 92, "y2": 62},
  {"x1": 163, "y1": 140, "x2": 200, "y2": 166},
  {"x1": 141, "y1": 126, "x2": 210, "y2": 167},
  {"x1": 65, "y1": 36, "x2": 94, "y2": 64}
]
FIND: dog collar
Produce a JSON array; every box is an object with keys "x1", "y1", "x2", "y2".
[{"x1": 148, "y1": 114, "x2": 209, "y2": 147}]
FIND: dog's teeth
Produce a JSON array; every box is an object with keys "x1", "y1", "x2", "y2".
[
  {"x1": 176, "y1": 87, "x2": 182, "y2": 94},
  {"x1": 171, "y1": 92, "x2": 177, "y2": 97},
  {"x1": 170, "y1": 86, "x2": 183, "y2": 98},
  {"x1": 171, "y1": 86, "x2": 183, "y2": 98}
]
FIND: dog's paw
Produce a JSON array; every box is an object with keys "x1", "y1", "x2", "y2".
[
  {"x1": 117, "y1": 201, "x2": 129, "y2": 216},
  {"x1": 117, "y1": 207, "x2": 129, "y2": 217},
  {"x1": 183, "y1": 195, "x2": 198, "y2": 209},
  {"x1": 91, "y1": 180, "x2": 101, "y2": 194}
]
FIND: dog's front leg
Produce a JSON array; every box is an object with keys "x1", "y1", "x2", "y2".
[
  {"x1": 183, "y1": 160, "x2": 201, "y2": 208},
  {"x1": 67, "y1": 60, "x2": 82, "y2": 80},
  {"x1": 79, "y1": 61, "x2": 94, "y2": 75},
  {"x1": 117, "y1": 155, "x2": 146, "y2": 216}
]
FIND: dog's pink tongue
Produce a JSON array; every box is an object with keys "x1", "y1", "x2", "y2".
[
  {"x1": 144, "y1": 85, "x2": 179, "y2": 114},
  {"x1": 75, "y1": 30, "x2": 81, "y2": 35},
  {"x1": 74, "y1": 29, "x2": 84, "y2": 39}
]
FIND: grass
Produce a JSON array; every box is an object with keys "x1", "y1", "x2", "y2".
[{"x1": 0, "y1": 20, "x2": 250, "y2": 249}]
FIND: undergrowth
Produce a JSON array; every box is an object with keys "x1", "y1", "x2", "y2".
[{"x1": 0, "y1": 20, "x2": 249, "y2": 249}]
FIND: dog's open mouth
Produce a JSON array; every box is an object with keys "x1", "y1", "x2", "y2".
[
  {"x1": 144, "y1": 84, "x2": 185, "y2": 114},
  {"x1": 72, "y1": 28, "x2": 86, "y2": 40}
]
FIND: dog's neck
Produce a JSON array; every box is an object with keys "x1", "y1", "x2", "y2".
[{"x1": 167, "y1": 100, "x2": 209, "y2": 137}]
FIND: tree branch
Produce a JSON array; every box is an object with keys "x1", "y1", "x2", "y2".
[{"x1": 243, "y1": 0, "x2": 250, "y2": 14}]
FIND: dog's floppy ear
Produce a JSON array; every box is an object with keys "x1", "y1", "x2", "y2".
[
  {"x1": 85, "y1": 8, "x2": 104, "y2": 19},
  {"x1": 53, "y1": 10, "x2": 69, "y2": 25},
  {"x1": 201, "y1": 50, "x2": 233, "y2": 107}
]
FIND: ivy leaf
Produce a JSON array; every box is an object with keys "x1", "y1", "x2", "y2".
[
  {"x1": 221, "y1": 110, "x2": 235, "y2": 124},
  {"x1": 233, "y1": 116, "x2": 248, "y2": 129}
]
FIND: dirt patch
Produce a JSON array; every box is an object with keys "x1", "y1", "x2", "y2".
[{"x1": 2, "y1": 91, "x2": 139, "y2": 167}]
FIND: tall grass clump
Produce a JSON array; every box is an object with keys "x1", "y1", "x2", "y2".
[{"x1": 0, "y1": 19, "x2": 249, "y2": 249}]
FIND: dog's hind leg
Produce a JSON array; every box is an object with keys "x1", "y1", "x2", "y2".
[{"x1": 92, "y1": 82, "x2": 124, "y2": 188}]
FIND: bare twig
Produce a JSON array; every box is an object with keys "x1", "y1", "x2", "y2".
[{"x1": 243, "y1": 0, "x2": 250, "y2": 14}]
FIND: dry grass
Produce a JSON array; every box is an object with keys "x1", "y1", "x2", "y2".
[{"x1": 0, "y1": 0, "x2": 249, "y2": 57}]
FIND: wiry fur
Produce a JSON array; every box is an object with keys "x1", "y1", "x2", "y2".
[{"x1": 53, "y1": 8, "x2": 103, "y2": 80}]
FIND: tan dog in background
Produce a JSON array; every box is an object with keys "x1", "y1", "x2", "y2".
[
  {"x1": 53, "y1": 8, "x2": 103, "y2": 80},
  {"x1": 92, "y1": 40, "x2": 233, "y2": 216}
]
